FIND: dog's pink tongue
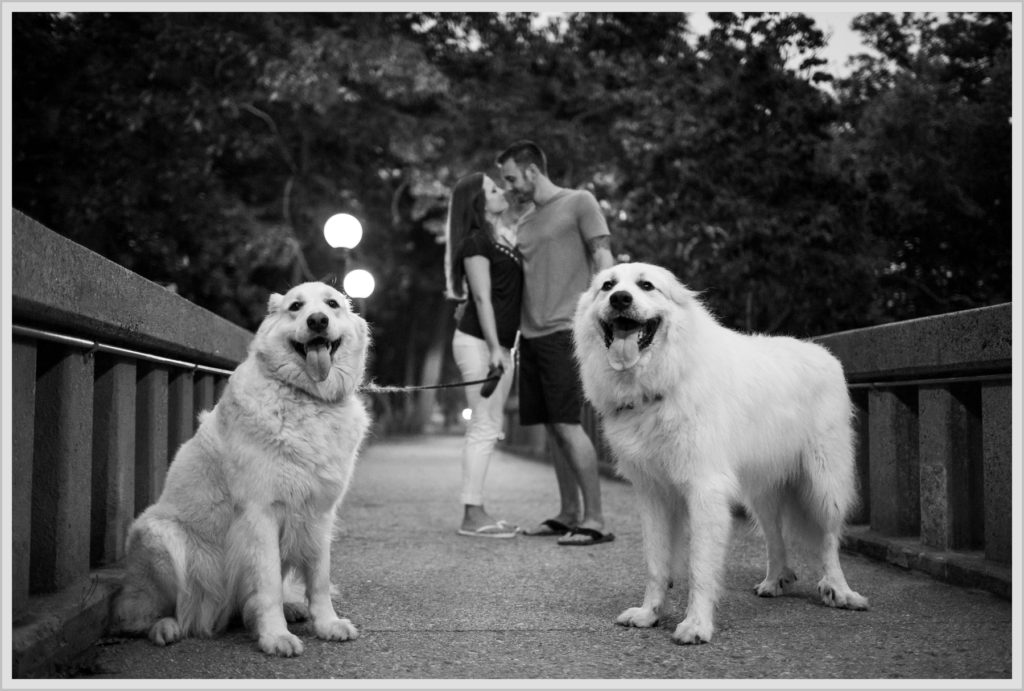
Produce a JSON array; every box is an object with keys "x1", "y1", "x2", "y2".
[
  {"x1": 305, "y1": 343, "x2": 332, "y2": 382},
  {"x1": 607, "y1": 332, "x2": 641, "y2": 371}
]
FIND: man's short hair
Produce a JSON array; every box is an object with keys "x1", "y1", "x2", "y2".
[{"x1": 496, "y1": 140, "x2": 548, "y2": 176}]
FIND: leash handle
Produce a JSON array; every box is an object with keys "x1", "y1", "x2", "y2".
[{"x1": 479, "y1": 363, "x2": 504, "y2": 398}]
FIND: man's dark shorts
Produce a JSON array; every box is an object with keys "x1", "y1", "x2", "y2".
[{"x1": 518, "y1": 330, "x2": 583, "y2": 426}]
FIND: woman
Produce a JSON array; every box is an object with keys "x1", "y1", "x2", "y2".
[{"x1": 444, "y1": 172, "x2": 525, "y2": 538}]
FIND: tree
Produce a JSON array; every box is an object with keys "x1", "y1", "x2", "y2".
[
  {"x1": 573, "y1": 12, "x2": 882, "y2": 335},
  {"x1": 835, "y1": 12, "x2": 1012, "y2": 318},
  {"x1": 12, "y1": 11, "x2": 1012, "y2": 432}
]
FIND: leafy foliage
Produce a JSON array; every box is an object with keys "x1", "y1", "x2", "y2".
[
  {"x1": 12, "y1": 11, "x2": 1012, "y2": 429},
  {"x1": 835, "y1": 12, "x2": 1013, "y2": 319}
]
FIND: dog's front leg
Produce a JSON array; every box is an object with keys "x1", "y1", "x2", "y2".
[
  {"x1": 674, "y1": 482, "x2": 733, "y2": 644},
  {"x1": 231, "y1": 507, "x2": 304, "y2": 657},
  {"x1": 303, "y1": 514, "x2": 358, "y2": 642},
  {"x1": 617, "y1": 485, "x2": 674, "y2": 629}
]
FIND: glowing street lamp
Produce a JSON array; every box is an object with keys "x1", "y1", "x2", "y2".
[
  {"x1": 323, "y1": 213, "x2": 363, "y2": 249},
  {"x1": 323, "y1": 213, "x2": 373, "y2": 308},
  {"x1": 323, "y1": 213, "x2": 364, "y2": 290},
  {"x1": 343, "y1": 269, "x2": 375, "y2": 299}
]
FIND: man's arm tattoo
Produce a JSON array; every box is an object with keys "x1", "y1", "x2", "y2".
[
  {"x1": 588, "y1": 235, "x2": 611, "y2": 254},
  {"x1": 588, "y1": 235, "x2": 614, "y2": 270}
]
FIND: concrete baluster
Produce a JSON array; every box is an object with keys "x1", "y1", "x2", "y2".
[
  {"x1": 30, "y1": 343, "x2": 95, "y2": 593},
  {"x1": 194, "y1": 371, "x2": 217, "y2": 417},
  {"x1": 91, "y1": 356, "x2": 137, "y2": 565},
  {"x1": 135, "y1": 365, "x2": 169, "y2": 514},
  {"x1": 167, "y1": 369, "x2": 195, "y2": 462},
  {"x1": 12, "y1": 338, "x2": 37, "y2": 621},
  {"x1": 918, "y1": 385, "x2": 982, "y2": 551},
  {"x1": 981, "y1": 382, "x2": 1011, "y2": 564},
  {"x1": 867, "y1": 387, "x2": 920, "y2": 536}
]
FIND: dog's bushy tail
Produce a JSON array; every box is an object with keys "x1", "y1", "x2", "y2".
[
  {"x1": 784, "y1": 429, "x2": 859, "y2": 550},
  {"x1": 110, "y1": 519, "x2": 192, "y2": 636}
]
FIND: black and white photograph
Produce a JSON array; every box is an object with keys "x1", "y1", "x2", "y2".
[{"x1": 2, "y1": 3, "x2": 1019, "y2": 687}]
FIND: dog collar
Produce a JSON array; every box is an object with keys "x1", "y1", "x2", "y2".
[{"x1": 612, "y1": 393, "x2": 664, "y2": 415}]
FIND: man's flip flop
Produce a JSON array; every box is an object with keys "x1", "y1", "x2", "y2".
[
  {"x1": 457, "y1": 522, "x2": 518, "y2": 538},
  {"x1": 522, "y1": 518, "x2": 574, "y2": 536},
  {"x1": 557, "y1": 527, "x2": 615, "y2": 546}
]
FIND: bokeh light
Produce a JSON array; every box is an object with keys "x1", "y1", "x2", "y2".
[
  {"x1": 343, "y1": 269, "x2": 375, "y2": 298},
  {"x1": 323, "y1": 213, "x2": 363, "y2": 249}
]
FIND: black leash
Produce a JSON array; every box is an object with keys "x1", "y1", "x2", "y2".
[{"x1": 360, "y1": 363, "x2": 504, "y2": 397}]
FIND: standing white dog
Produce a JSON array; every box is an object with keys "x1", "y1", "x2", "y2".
[
  {"x1": 573, "y1": 263, "x2": 868, "y2": 645},
  {"x1": 111, "y1": 282, "x2": 371, "y2": 657}
]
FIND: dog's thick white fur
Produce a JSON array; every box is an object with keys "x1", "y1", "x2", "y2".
[
  {"x1": 573, "y1": 263, "x2": 868, "y2": 645},
  {"x1": 111, "y1": 282, "x2": 371, "y2": 657}
]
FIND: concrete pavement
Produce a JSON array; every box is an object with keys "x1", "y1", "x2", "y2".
[{"x1": 83, "y1": 434, "x2": 1014, "y2": 683}]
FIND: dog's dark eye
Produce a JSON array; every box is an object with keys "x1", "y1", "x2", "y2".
[
  {"x1": 600, "y1": 280, "x2": 616, "y2": 292},
  {"x1": 326, "y1": 299, "x2": 340, "y2": 309},
  {"x1": 638, "y1": 281, "x2": 655, "y2": 291},
  {"x1": 288, "y1": 301, "x2": 303, "y2": 312}
]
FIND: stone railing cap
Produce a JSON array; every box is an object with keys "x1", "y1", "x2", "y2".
[
  {"x1": 12, "y1": 210, "x2": 252, "y2": 368},
  {"x1": 813, "y1": 302, "x2": 1011, "y2": 381}
]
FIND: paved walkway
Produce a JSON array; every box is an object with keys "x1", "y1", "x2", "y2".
[{"x1": 87, "y1": 435, "x2": 1013, "y2": 683}]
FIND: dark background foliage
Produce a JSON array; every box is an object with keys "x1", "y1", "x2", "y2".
[{"x1": 12, "y1": 11, "x2": 1013, "y2": 430}]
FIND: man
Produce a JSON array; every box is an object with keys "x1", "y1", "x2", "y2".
[{"x1": 497, "y1": 140, "x2": 615, "y2": 546}]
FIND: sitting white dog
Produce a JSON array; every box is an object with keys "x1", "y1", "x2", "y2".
[
  {"x1": 111, "y1": 282, "x2": 371, "y2": 656},
  {"x1": 573, "y1": 263, "x2": 868, "y2": 645}
]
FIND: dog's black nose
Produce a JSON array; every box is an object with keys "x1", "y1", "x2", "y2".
[
  {"x1": 609, "y1": 290, "x2": 633, "y2": 311},
  {"x1": 307, "y1": 312, "x2": 329, "y2": 332}
]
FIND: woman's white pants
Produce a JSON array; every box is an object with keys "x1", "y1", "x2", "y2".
[{"x1": 451, "y1": 329, "x2": 514, "y2": 506}]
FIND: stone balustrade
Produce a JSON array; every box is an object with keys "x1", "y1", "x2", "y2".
[
  {"x1": 10, "y1": 210, "x2": 252, "y2": 674},
  {"x1": 505, "y1": 296, "x2": 1013, "y2": 596},
  {"x1": 814, "y1": 305, "x2": 1012, "y2": 582}
]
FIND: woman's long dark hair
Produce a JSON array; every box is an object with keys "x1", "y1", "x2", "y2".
[{"x1": 444, "y1": 172, "x2": 495, "y2": 301}]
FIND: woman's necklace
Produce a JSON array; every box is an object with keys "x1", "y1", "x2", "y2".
[
  {"x1": 489, "y1": 212, "x2": 517, "y2": 248},
  {"x1": 495, "y1": 220, "x2": 516, "y2": 248}
]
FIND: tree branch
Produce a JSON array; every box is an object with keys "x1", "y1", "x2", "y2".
[
  {"x1": 282, "y1": 175, "x2": 294, "y2": 228},
  {"x1": 240, "y1": 102, "x2": 298, "y2": 173},
  {"x1": 391, "y1": 178, "x2": 410, "y2": 226}
]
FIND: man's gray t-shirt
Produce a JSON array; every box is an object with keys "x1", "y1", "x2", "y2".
[{"x1": 516, "y1": 188, "x2": 610, "y2": 338}]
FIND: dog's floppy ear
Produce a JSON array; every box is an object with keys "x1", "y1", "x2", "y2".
[
  {"x1": 267, "y1": 293, "x2": 284, "y2": 315},
  {"x1": 661, "y1": 269, "x2": 696, "y2": 307},
  {"x1": 579, "y1": 268, "x2": 610, "y2": 309}
]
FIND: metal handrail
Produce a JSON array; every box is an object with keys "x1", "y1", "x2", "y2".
[
  {"x1": 846, "y1": 372, "x2": 1011, "y2": 390},
  {"x1": 11, "y1": 324, "x2": 237, "y2": 377}
]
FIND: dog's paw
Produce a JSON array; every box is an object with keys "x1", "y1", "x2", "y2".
[
  {"x1": 754, "y1": 567, "x2": 797, "y2": 597},
  {"x1": 615, "y1": 606, "x2": 659, "y2": 628},
  {"x1": 258, "y1": 631, "x2": 305, "y2": 657},
  {"x1": 817, "y1": 579, "x2": 869, "y2": 610},
  {"x1": 672, "y1": 616, "x2": 714, "y2": 645},
  {"x1": 148, "y1": 617, "x2": 182, "y2": 646},
  {"x1": 314, "y1": 617, "x2": 359, "y2": 642},
  {"x1": 283, "y1": 602, "x2": 310, "y2": 623}
]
